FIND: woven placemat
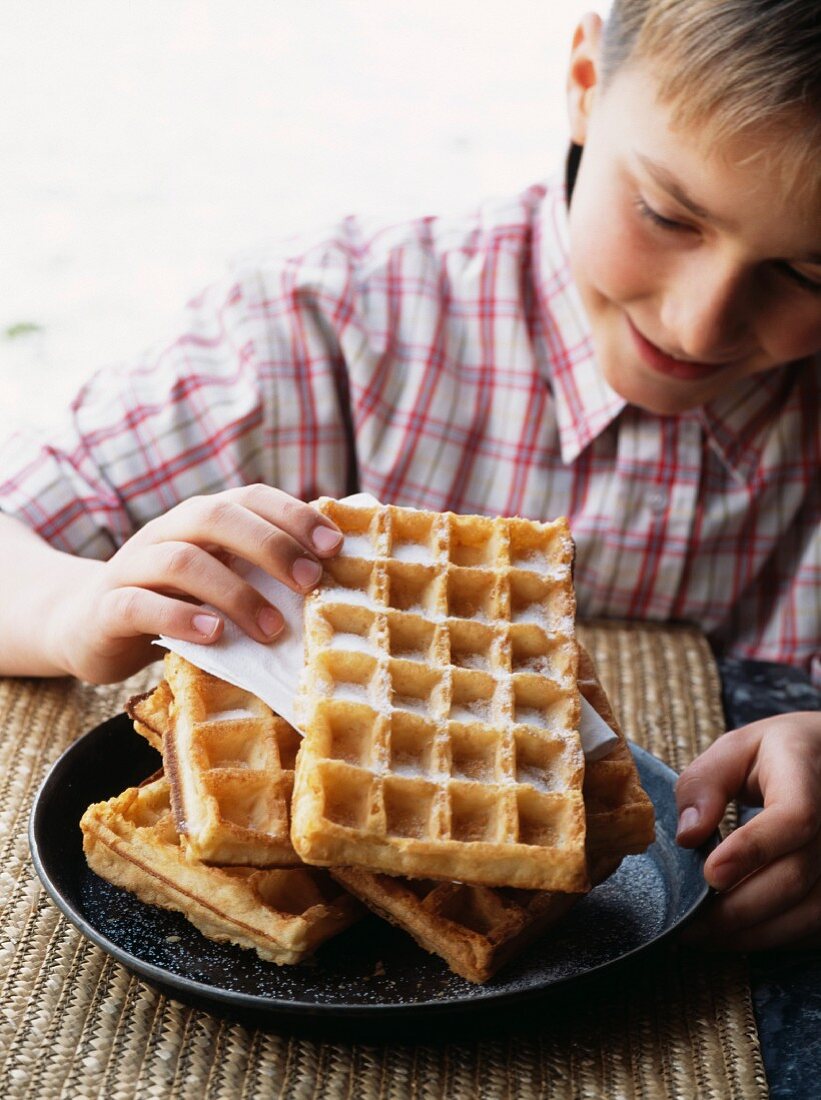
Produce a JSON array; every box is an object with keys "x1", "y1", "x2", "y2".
[{"x1": 0, "y1": 622, "x2": 768, "y2": 1099}]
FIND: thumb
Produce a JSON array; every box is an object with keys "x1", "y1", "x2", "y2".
[{"x1": 674, "y1": 725, "x2": 762, "y2": 847}]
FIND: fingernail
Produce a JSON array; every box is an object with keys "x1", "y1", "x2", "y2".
[
  {"x1": 312, "y1": 526, "x2": 342, "y2": 553},
  {"x1": 292, "y1": 557, "x2": 323, "y2": 588},
  {"x1": 257, "y1": 607, "x2": 283, "y2": 638},
  {"x1": 676, "y1": 806, "x2": 700, "y2": 838},
  {"x1": 192, "y1": 613, "x2": 220, "y2": 639},
  {"x1": 709, "y1": 859, "x2": 740, "y2": 891}
]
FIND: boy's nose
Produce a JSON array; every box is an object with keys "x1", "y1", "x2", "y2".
[{"x1": 660, "y1": 259, "x2": 752, "y2": 364}]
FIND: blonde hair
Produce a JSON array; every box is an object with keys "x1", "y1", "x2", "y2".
[{"x1": 601, "y1": 0, "x2": 821, "y2": 196}]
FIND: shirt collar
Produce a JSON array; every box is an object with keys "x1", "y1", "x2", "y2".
[
  {"x1": 534, "y1": 176, "x2": 627, "y2": 465},
  {"x1": 697, "y1": 360, "x2": 810, "y2": 483},
  {"x1": 534, "y1": 175, "x2": 810, "y2": 477}
]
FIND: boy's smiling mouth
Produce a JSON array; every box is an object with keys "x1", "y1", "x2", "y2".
[{"x1": 626, "y1": 316, "x2": 733, "y2": 382}]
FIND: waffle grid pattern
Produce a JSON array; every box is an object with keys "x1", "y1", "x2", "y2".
[
  {"x1": 292, "y1": 501, "x2": 588, "y2": 892},
  {"x1": 81, "y1": 778, "x2": 362, "y2": 964},
  {"x1": 330, "y1": 647, "x2": 655, "y2": 981},
  {"x1": 128, "y1": 645, "x2": 654, "y2": 983},
  {"x1": 163, "y1": 654, "x2": 301, "y2": 866}
]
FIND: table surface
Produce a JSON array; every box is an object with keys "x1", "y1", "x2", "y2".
[
  {"x1": 716, "y1": 656, "x2": 821, "y2": 1100},
  {"x1": 3, "y1": 624, "x2": 814, "y2": 1095}
]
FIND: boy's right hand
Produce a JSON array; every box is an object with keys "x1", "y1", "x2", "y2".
[{"x1": 54, "y1": 485, "x2": 343, "y2": 684}]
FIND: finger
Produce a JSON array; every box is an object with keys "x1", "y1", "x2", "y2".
[
  {"x1": 146, "y1": 499, "x2": 328, "y2": 594},
  {"x1": 178, "y1": 485, "x2": 343, "y2": 559},
  {"x1": 230, "y1": 485, "x2": 343, "y2": 555},
  {"x1": 683, "y1": 873, "x2": 821, "y2": 951},
  {"x1": 684, "y1": 841, "x2": 821, "y2": 937},
  {"x1": 100, "y1": 586, "x2": 226, "y2": 645},
  {"x1": 704, "y1": 808, "x2": 820, "y2": 893},
  {"x1": 675, "y1": 725, "x2": 763, "y2": 845},
  {"x1": 702, "y1": 751, "x2": 821, "y2": 890},
  {"x1": 112, "y1": 542, "x2": 287, "y2": 643}
]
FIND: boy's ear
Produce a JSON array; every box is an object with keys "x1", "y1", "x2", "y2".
[{"x1": 566, "y1": 13, "x2": 604, "y2": 146}]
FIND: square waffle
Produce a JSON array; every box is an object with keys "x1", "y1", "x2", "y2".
[
  {"x1": 331, "y1": 646, "x2": 655, "y2": 982},
  {"x1": 162, "y1": 652, "x2": 301, "y2": 866},
  {"x1": 81, "y1": 777, "x2": 362, "y2": 965},
  {"x1": 291, "y1": 499, "x2": 589, "y2": 892}
]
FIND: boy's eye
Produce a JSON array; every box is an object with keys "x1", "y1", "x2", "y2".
[
  {"x1": 776, "y1": 263, "x2": 821, "y2": 295},
  {"x1": 634, "y1": 196, "x2": 689, "y2": 233}
]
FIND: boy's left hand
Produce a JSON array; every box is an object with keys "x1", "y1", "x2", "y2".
[{"x1": 674, "y1": 711, "x2": 821, "y2": 950}]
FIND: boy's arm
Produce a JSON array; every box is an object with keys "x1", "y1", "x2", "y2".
[
  {"x1": 0, "y1": 226, "x2": 373, "y2": 682},
  {"x1": 0, "y1": 514, "x2": 103, "y2": 676},
  {"x1": 676, "y1": 711, "x2": 821, "y2": 949}
]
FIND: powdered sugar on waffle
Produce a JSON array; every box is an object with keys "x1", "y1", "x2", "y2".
[
  {"x1": 158, "y1": 494, "x2": 616, "y2": 760},
  {"x1": 290, "y1": 500, "x2": 596, "y2": 891}
]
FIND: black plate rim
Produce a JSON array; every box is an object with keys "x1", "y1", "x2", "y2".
[{"x1": 28, "y1": 712, "x2": 716, "y2": 1018}]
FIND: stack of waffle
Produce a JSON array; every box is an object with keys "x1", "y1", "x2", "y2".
[
  {"x1": 81, "y1": 655, "x2": 363, "y2": 965},
  {"x1": 81, "y1": 501, "x2": 655, "y2": 982}
]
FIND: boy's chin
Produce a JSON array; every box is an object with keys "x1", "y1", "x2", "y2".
[{"x1": 602, "y1": 361, "x2": 712, "y2": 417}]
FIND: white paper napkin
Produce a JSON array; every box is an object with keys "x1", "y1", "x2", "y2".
[
  {"x1": 157, "y1": 494, "x2": 618, "y2": 760},
  {"x1": 578, "y1": 695, "x2": 620, "y2": 760}
]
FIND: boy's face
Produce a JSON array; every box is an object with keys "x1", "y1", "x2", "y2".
[{"x1": 566, "y1": 17, "x2": 821, "y2": 416}]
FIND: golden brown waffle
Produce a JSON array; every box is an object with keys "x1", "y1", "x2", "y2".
[
  {"x1": 125, "y1": 646, "x2": 653, "y2": 982},
  {"x1": 162, "y1": 652, "x2": 301, "y2": 867},
  {"x1": 133, "y1": 682, "x2": 577, "y2": 979},
  {"x1": 291, "y1": 499, "x2": 588, "y2": 892},
  {"x1": 577, "y1": 648, "x2": 657, "y2": 860},
  {"x1": 125, "y1": 681, "x2": 171, "y2": 753},
  {"x1": 331, "y1": 646, "x2": 654, "y2": 982},
  {"x1": 81, "y1": 777, "x2": 362, "y2": 964}
]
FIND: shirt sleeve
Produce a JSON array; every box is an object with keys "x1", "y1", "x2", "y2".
[{"x1": 0, "y1": 222, "x2": 372, "y2": 559}]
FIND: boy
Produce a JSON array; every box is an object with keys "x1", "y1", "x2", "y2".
[{"x1": 0, "y1": 1, "x2": 818, "y2": 948}]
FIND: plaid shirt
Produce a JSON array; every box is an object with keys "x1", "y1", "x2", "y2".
[{"x1": 1, "y1": 176, "x2": 819, "y2": 674}]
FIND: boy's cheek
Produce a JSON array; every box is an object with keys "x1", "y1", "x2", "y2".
[
  {"x1": 569, "y1": 182, "x2": 658, "y2": 310},
  {"x1": 732, "y1": 294, "x2": 821, "y2": 370},
  {"x1": 766, "y1": 312, "x2": 821, "y2": 366},
  {"x1": 571, "y1": 215, "x2": 655, "y2": 311}
]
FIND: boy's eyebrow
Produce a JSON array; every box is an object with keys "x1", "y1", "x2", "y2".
[
  {"x1": 636, "y1": 152, "x2": 821, "y2": 263},
  {"x1": 635, "y1": 152, "x2": 714, "y2": 221}
]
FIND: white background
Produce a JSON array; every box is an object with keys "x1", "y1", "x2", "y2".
[{"x1": 0, "y1": 1, "x2": 606, "y2": 436}]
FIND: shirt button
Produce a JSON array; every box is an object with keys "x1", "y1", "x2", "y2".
[{"x1": 646, "y1": 488, "x2": 668, "y2": 514}]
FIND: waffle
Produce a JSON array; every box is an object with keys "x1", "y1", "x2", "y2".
[
  {"x1": 291, "y1": 499, "x2": 588, "y2": 892},
  {"x1": 125, "y1": 647, "x2": 654, "y2": 982},
  {"x1": 332, "y1": 646, "x2": 655, "y2": 982},
  {"x1": 161, "y1": 652, "x2": 301, "y2": 867},
  {"x1": 132, "y1": 682, "x2": 582, "y2": 980},
  {"x1": 576, "y1": 648, "x2": 658, "y2": 860},
  {"x1": 125, "y1": 681, "x2": 171, "y2": 753},
  {"x1": 81, "y1": 777, "x2": 362, "y2": 964}
]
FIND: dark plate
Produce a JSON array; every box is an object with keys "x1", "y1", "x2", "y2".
[{"x1": 29, "y1": 714, "x2": 716, "y2": 1024}]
